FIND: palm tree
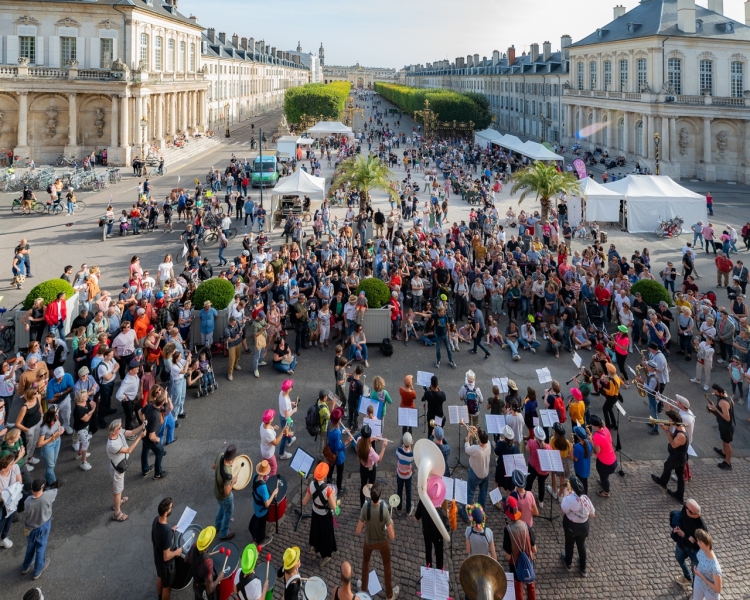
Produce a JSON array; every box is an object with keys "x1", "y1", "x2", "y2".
[
  {"x1": 509, "y1": 162, "x2": 581, "y2": 224},
  {"x1": 331, "y1": 154, "x2": 398, "y2": 212}
]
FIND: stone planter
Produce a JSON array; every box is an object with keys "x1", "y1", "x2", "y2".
[
  {"x1": 187, "y1": 307, "x2": 230, "y2": 349},
  {"x1": 362, "y1": 308, "x2": 391, "y2": 342},
  {"x1": 14, "y1": 292, "x2": 80, "y2": 352}
]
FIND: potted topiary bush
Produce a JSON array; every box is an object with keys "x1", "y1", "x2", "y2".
[
  {"x1": 631, "y1": 279, "x2": 672, "y2": 308},
  {"x1": 356, "y1": 278, "x2": 390, "y2": 309},
  {"x1": 16, "y1": 279, "x2": 78, "y2": 351},
  {"x1": 188, "y1": 278, "x2": 236, "y2": 348},
  {"x1": 356, "y1": 278, "x2": 393, "y2": 342}
]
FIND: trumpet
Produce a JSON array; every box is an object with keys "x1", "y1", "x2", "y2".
[
  {"x1": 628, "y1": 416, "x2": 681, "y2": 426},
  {"x1": 704, "y1": 393, "x2": 717, "y2": 414},
  {"x1": 459, "y1": 419, "x2": 479, "y2": 441}
]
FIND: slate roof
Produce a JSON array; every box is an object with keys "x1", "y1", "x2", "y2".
[
  {"x1": 34, "y1": 0, "x2": 202, "y2": 29},
  {"x1": 571, "y1": 0, "x2": 750, "y2": 47}
]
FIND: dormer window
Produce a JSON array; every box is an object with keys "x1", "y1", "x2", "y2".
[
  {"x1": 695, "y1": 19, "x2": 703, "y2": 31},
  {"x1": 627, "y1": 22, "x2": 642, "y2": 33},
  {"x1": 597, "y1": 29, "x2": 609, "y2": 38},
  {"x1": 716, "y1": 22, "x2": 734, "y2": 33}
]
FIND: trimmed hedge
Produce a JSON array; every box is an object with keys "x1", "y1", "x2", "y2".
[
  {"x1": 356, "y1": 278, "x2": 391, "y2": 309},
  {"x1": 284, "y1": 82, "x2": 351, "y2": 124},
  {"x1": 23, "y1": 279, "x2": 75, "y2": 310},
  {"x1": 631, "y1": 279, "x2": 673, "y2": 307},
  {"x1": 192, "y1": 278, "x2": 235, "y2": 311},
  {"x1": 373, "y1": 83, "x2": 492, "y2": 130}
]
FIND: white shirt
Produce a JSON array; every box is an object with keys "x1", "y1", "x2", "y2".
[
  {"x1": 170, "y1": 358, "x2": 186, "y2": 381},
  {"x1": 278, "y1": 392, "x2": 292, "y2": 418},
  {"x1": 233, "y1": 569, "x2": 263, "y2": 600},
  {"x1": 259, "y1": 424, "x2": 275, "y2": 459},
  {"x1": 112, "y1": 330, "x2": 137, "y2": 356},
  {"x1": 679, "y1": 410, "x2": 696, "y2": 446},
  {"x1": 464, "y1": 442, "x2": 490, "y2": 479},
  {"x1": 157, "y1": 262, "x2": 173, "y2": 281},
  {"x1": 116, "y1": 373, "x2": 140, "y2": 403}
]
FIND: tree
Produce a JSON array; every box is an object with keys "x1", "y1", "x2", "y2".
[
  {"x1": 283, "y1": 82, "x2": 350, "y2": 124},
  {"x1": 331, "y1": 154, "x2": 399, "y2": 212},
  {"x1": 509, "y1": 162, "x2": 581, "y2": 224}
]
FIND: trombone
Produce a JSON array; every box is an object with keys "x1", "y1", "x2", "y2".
[
  {"x1": 459, "y1": 419, "x2": 479, "y2": 442},
  {"x1": 633, "y1": 381, "x2": 683, "y2": 411},
  {"x1": 628, "y1": 416, "x2": 681, "y2": 427}
]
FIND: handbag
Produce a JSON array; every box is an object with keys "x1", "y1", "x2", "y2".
[
  {"x1": 323, "y1": 443, "x2": 336, "y2": 465},
  {"x1": 111, "y1": 456, "x2": 129, "y2": 474}
]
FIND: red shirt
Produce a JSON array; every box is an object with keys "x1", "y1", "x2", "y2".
[
  {"x1": 389, "y1": 298, "x2": 400, "y2": 321},
  {"x1": 594, "y1": 286, "x2": 611, "y2": 307}
]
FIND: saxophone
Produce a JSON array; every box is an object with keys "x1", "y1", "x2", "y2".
[{"x1": 635, "y1": 349, "x2": 648, "y2": 397}]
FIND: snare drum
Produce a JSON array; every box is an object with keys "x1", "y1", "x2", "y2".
[
  {"x1": 266, "y1": 475, "x2": 287, "y2": 523},
  {"x1": 304, "y1": 576, "x2": 327, "y2": 599},
  {"x1": 175, "y1": 524, "x2": 202, "y2": 558},
  {"x1": 260, "y1": 561, "x2": 276, "y2": 600},
  {"x1": 354, "y1": 593, "x2": 373, "y2": 600},
  {"x1": 211, "y1": 541, "x2": 240, "y2": 600}
]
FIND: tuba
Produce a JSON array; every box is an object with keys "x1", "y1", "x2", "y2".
[
  {"x1": 459, "y1": 555, "x2": 508, "y2": 600},
  {"x1": 413, "y1": 439, "x2": 451, "y2": 542}
]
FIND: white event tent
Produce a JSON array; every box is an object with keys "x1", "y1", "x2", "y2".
[
  {"x1": 601, "y1": 175, "x2": 706, "y2": 233},
  {"x1": 577, "y1": 177, "x2": 621, "y2": 223},
  {"x1": 517, "y1": 141, "x2": 564, "y2": 161},
  {"x1": 272, "y1": 168, "x2": 326, "y2": 195},
  {"x1": 306, "y1": 121, "x2": 354, "y2": 137},
  {"x1": 474, "y1": 129, "x2": 505, "y2": 148}
]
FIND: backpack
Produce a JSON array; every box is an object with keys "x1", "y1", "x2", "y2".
[
  {"x1": 508, "y1": 523, "x2": 536, "y2": 583},
  {"x1": 464, "y1": 385, "x2": 479, "y2": 415},
  {"x1": 380, "y1": 338, "x2": 393, "y2": 357},
  {"x1": 305, "y1": 402, "x2": 325, "y2": 438},
  {"x1": 553, "y1": 395, "x2": 567, "y2": 424}
]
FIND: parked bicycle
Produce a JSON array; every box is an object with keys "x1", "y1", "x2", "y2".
[
  {"x1": 0, "y1": 302, "x2": 23, "y2": 353},
  {"x1": 56, "y1": 155, "x2": 78, "y2": 167},
  {"x1": 655, "y1": 215, "x2": 684, "y2": 238}
]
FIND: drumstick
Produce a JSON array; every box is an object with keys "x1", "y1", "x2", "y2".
[
  {"x1": 222, "y1": 549, "x2": 231, "y2": 573},
  {"x1": 265, "y1": 553, "x2": 271, "y2": 583}
]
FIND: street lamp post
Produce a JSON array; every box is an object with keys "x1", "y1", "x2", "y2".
[
  {"x1": 653, "y1": 132, "x2": 660, "y2": 175},
  {"x1": 225, "y1": 102, "x2": 230, "y2": 138},
  {"x1": 140, "y1": 116, "x2": 148, "y2": 161}
]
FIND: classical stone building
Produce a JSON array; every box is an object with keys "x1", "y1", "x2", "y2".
[
  {"x1": 563, "y1": 0, "x2": 750, "y2": 182},
  {"x1": 323, "y1": 61, "x2": 398, "y2": 88}
]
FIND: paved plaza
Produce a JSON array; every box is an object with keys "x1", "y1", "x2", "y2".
[{"x1": 0, "y1": 100, "x2": 749, "y2": 599}]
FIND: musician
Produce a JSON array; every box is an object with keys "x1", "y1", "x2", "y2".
[
  {"x1": 650, "y1": 410, "x2": 689, "y2": 503},
  {"x1": 599, "y1": 363, "x2": 622, "y2": 430},
  {"x1": 233, "y1": 544, "x2": 269, "y2": 600},
  {"x1": 494, "y1": 425, "x2": 519, "y2": 498},
  {"x1": 356, "y1": 424, "x2": 388, "y2": 506},
  {"x1": 188, "y1": 526, "x2": 224, "y2": 600},
  {"x1": 331, "y1": 561, "x2": 355, "y2": 600},
  {"x1": 327, "y1": 407, "x2": 352, "y2": 493},
  {"x1": 560, "y1": 476, "x2": 595, "y2": 577},
  {"x1": 502, "y1": 496, "x2": 537, "y2": 600},
  {"x1": 302, "y1": 461, "x2": 337, "y2": 567},
  {"x1": 465, "y1": 504, "x2": 497, "y2": 559},
  {"x1": 249, "y1": 460, "x2": 278, "y2": 547},
  {"x1": 572, "y1": 427, "x2": 593, "y2": 495},
  {"x1": 212, "y1": 444, "x2": 238, "y2": 541},
  {"x1": 589, "y1": 343, "x2": 611, "y2": 395},
  {"x1": 707, "y1": 384, "x2": 735, "y2": 470},
  {"x1": 643, "y1": 341, "x2": 670, "y2": 396},
  {"x1": 277, "y1": 546, "x2": 302, "y2": 600},
  {"x1": 459, "y1": 370, "x2": 483, "y2": 429},
  {"x1": 414, "y1": 476, "x2": 449, "y2": 569},
  {"x1": 568, "y1": 388, "x2": 585, "y2": 428},
  {"x1": 589, "y1": 415, "x2": 617, "y2": 498},
  {"x1": 151, "y1": 497, "x2": 182, "y2": 600},
  {"x1": 356, "y1": 481, "x2": 399, "y2": 600},
  {"x1": 460, "y1": 428, "x2": 491, "y2": 520},
  {"x1": 612, "y1": 325, "x2": 631, "y2": 387},
  {"x1": 423, "y1": 375, "x2": 446, "y2": 438},
  {"x1": 429, "y1": 426, "x2": 451, "y2": 476},
  {"x1": 674, "y1": 395, "x2": 696, "y2": 448},
  {"x1": 636, "y1": 360, "x2": 660, "y2": 436}
]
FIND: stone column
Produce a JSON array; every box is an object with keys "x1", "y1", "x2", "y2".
[
  {"x1": 120, "y1": 95, "x2": 129, "y2": 148},
  {"x1": 67, "y1": 93, "x2": 77, "y2": 147},
  {"x1": 641, "y1": 114, "x2": 649, "y2": 159},
  {"x1": 170, "y1": 93, "x2": 177, "y2": 136},
  {"x1": 622, "y1": 112, "x2": 629, "y2": 157},
  {"x1": 703, "y1": 117, "x2": 712, "y2": 164},
  {"x1": 110, "y1": 95, "x2": 119, "y2": 148},
  {"x1": 17, "y1": 92, "x2": 28, "y2": 148},
  {"x1": 606, "y1": 109, "x2": 614, "y2": 151},
  {"x1": 661, "y1": 116, "x2": 670, "y2": 163},
  {"x1": 181, "y1": 92, "x2": 188, "y2": 132},
  {"x1": 647, "y1": 115, "x2": 656, "y2": 160},
  {"x1": 564, "y1": 104, "x2": 572, "y2": 141},
  {"x1": 135, "y1": 94, "x2": 143, "y2": 158},
  {"x1": 156, "y1": 94, "x2": 164, "y2": 146}
]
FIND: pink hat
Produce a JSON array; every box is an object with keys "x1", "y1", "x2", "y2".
[
  {"x1": 281, "y1": 379, "x2": 294, "y2": 393},
  {"x1": 426, "y1": 475, "x2": 446, "y2": 507},
  {"x1": 570, "y1": 387, "x2": 583, "y2": 401},
  {"x1": 262, "y1": 409, "x2": 275, "y2": 424}
]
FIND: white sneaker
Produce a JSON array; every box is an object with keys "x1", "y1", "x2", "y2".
[
  {"x1": 1, "y1": 537, "x2": 12, "y2": 548},
  {"x1": 690, "y1": 379, "x2": 699, "y2": 384},
  {"x1": 25, "y1": 465, "x2": 34, "y2": 472},
  {"x1": 388, "y1": 585, "x2": 400, "y2": 599},
  {"x1": 546, "y1": 485, "x2": 558, "y2": 500},
  {"x1": 288, "y1": 437, "x2": 297, "y2": 447},
  {"x1": 717, "y1": 359, "x2": 725, "y2": 364},
  {"x1": 79, "y1": 462, "x2": 92, "y2": 471},
  {"x1": 64, "y1": 427, "x2": 74, "y2": 435},
  {"x1": 72, "y1": 442, "x2": 80, "y2": 452},
  {"x1": 280, "y1": 452, "x2": 292, "y2": 460},
  {"x1": 28, "y1": 457, "x2": 40, "y2": 465},
  {"x1": 704, "y1": 385, "x2": 710, "y2": 391},
  {"x1": 530, "y1": 348, "x2": 536, "y2": 354}
]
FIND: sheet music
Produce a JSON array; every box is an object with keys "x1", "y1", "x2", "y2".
[
  {"x1": 536, "y1": 367, "x2": 552, "y2": 384},
  {"x1": 503, "y1": 454, "x2": 528, "y2": 475},
  {"x1": 489, "y1": 487, "x2": 503, "y2": 505},
  {"x1": 537, "y1": 449, "x2": 564, "y2": 473},
  {"x1": 358, "y1": 396, "x2": 381, "y2": 417},
  {"x1": 442, "y1": 477, "x2": 454, "y2": 502},
  {"x1": 627, "y1": 365, "x2": 638, "y2": 376},
  {"x1": 572, "y1": 352, "x2": 583, "y2": 368},
  {"x1": 417, "y1": 371, "x2": 434, "y2": 387},
  {"x1": 420, "y1": 567, "x2": 450, "y2": 600},
  {"x1": 175, "y1": 506, "x2": 196, "y2": 534},
  {"x1": 688, "y1": 444, "x2": 697, "y2": 457},
  {"x1": 289, "y1": 449, "x2": 314, "y2": 478},
  {"x1": 448, "y1": 405, "x2": 469, "y2": 424},
  {"x1": 492, "y1": 377, "x2": 509, "y2": 394},
  {"x1": 368, "y1": 570, "x2": 382, "y2": 597},
  {"x1": 363, "y1": 418, "x2": 382, "y2": 439},
  {"x1": 615, "y1": 401, "x2": 626, "y2": 416},
  {"x1": 453, "y1": 479, "x2": 468, "y2": 504},
  {"x1": 485, "y1": 414, "x2": 507, "y2": 434},
  {"x1": 433, "y1": 416, "x2": 443, "y2": 427},
  {"x1": 503, "y1": 573, "x2": 516, "y2": 600},
  {"x1": 533, "y1": 417, "x2": 539, "y2": 427},
  {"x1": 398, "y1": 407, "x2": 419, "y2": 428},
  {"x1": 539, "y1": 409, "x2": 559, "y2": 428}
]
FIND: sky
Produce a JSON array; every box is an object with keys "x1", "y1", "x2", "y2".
[{"x1": 178, "y1": 0, "x2": 747, "y2": 69}]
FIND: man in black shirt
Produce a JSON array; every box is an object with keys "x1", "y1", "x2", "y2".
[
  {"x1": 347, "y1": 365, "x2": 365, "y2": 431},
  {"x1": 416, "y1": 305, "x2": 456, "y2": 369},
  {"x1": 142, "y1": 397, "x2": 166, "y2": 479},
  {"x1": 561, "y1": 298, "x2": 578, "y2": 352},
  {"x1": 152, "y1": 497, "x2": 182, "y2": 600},
  {"x1": 671, "y1": 499, "x2": 708, "y2": 584},
  {"x1": 423, "y1": 375, "x2": 447, "y2": 438},
  {"x1": 630, "y1": 291, "x2": 649, "y2": 345}
]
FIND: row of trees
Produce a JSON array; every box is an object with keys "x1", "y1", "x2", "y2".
[
  {"x1": 373, "y1": 83, "x2": 492, "y2": 130},
  {"x1": 283, "y1": 81, "x2": 351, "y2": 124}
]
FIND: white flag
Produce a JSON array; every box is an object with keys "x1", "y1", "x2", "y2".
[{"x1": 177, "y1": 174, "x2": 181, "y2": 183}]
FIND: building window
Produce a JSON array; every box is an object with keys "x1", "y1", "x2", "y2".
[
  {"x1": 589, "y1": 61, "x2": 597, "y2": 90},
  {"x1": 604, "y1": 60, "x2": 612, "y2": 91},
  {"x1": 178, "y1": 41, "x2": 185, "y2": 72},
  {"x1": 100, "y1": 38, "x2": 113, "y2": 69},
  {"x1": 167, "y1": 39, "x2": 175, "y2": 71},
  {"x1": 731, "y1": 61, "x2": 744, "y2": 98},
  {"x1": 700, "y1": 60, "x2": 713, "y2": 95},
  {"x1": 190, "y1": 43, "x2": 196, "y2": 72},
  {"x1": 667, "y1": 58, "x2": 682, "y2": 94},
  {"x1": 19, "y1": 36, "x2": 36, "y2": 64},
  {"x1": 61, "y1": 37, "x2": 77, "y2": 66},
  {"x1": 154, "y1": 36, "x2": 162, "y2": 71},
  {"x1": 531, "y1": 100, "x2": 536, "y2": 116},
  {"x1": 577, "y1": 61, "x2": 584, "y2": 90},
  {"x1": 619, "y1": 59, "x2": 628, "y2": 91},
  {"x1": 636, "y1": 120, "x2": 643, "y2": 155},
  {"x1": 140, "y1": 33, "x2": 149, "y2": 68},
  {"x1": 637, "y1": 58, "x2": 647, "y2": 91}
]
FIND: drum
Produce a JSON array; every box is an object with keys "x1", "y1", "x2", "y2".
[
  {"x1": 304, "y1": 576, "x2": 327, "y2": 600},
  {"x1": 172, "y1": 557, "x2": 193, "y2": 591},
  {"x1": 211, "y1": 542, "x2": 240, "y2": 600},
  {"x1": 232, "y1": 454, "x2": 253, "y2": 490},
  {"x1": 362, "y1": 484, "x2": 372, "y2": 500},
  {"x1": 175, "y1": 524, "x2": 202, "y2": 558},
  {"x1": 354, "y1": 593, "x2": 373, "y2": 600},
  {"x1": 266, "y1": 475, "x2": 287, "y2": 523},
  {"x1": 260, "y1": 562, "x2": 276, "y2": 600}
]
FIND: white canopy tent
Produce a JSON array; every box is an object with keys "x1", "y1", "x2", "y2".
[
  {"x1": 601, "y1": 175, "x2": 706, "y2": 233},
  {"x1": 518, "y1": 140, "x2": 564, "y2": 161},
  {"x1": 306, "y1": 121, "x2": 354, "y2": 137},
  {"x1": 475, "y1": 129, "x2": 505, "y2": 148},
  {"x1": 271, "y1": 168, "x2": 326, "y2": 195},
  {"x1": 577, "y1": 177, "x2": 621, "y2": 222},
  {"x1": 495, "y1": 134, "x2": 525, "y2": 153}
]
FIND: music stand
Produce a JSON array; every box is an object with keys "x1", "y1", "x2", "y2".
[
  {"x1": 447, "y1": 405, "x2": 468, "y2": 476},
  {"x1": 290, "y1": 447, "x2": 315, "y2": 531},
  {"x1": 535, "y1": 449, "x2": 563, "y2": 540},
  {"x1": 614, "y1": 400, "x2": 630, "y2": 478}
]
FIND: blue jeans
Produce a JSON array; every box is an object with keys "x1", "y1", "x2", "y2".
[
  {"x1": 278, "y1": 414, "x2": 293, "y2": 456},
  {"x1": 648, "y1": 394, "x2": 659, "y2": 432},
  {"x1": 348, "y1": 344, "x2": 368, "y2": 362},
  {"x1": 67, "y1": 200, "x2": 75, "y2": 215},
  {"x1": 692, "y1": 232, "x2": 703, "y2": 248},
  {"x1": 22, "y1": 519, "x2": 51, "y2": 577},
  {"x1": 141, "y1": 438, "x2": 164, "y2": 475},
  {"x1": 664, "y1": 279, "x2": 675, "y2": 293},
  {"x1": 460, "y1": 469, "x2": 488, "y2": 520},
  {"x1": 273, "y1": 356, "x2": 297, "y2": 373},
  {"x1": 39, "y1": 437, "x2": 60, "y2": 484},
  {"x1": 435, "y1": 332, "x2": 453, "y2": 365},
  {"x1": 226, "y1": 185, "x2": 233, "y2": 195},
  {"x1": 159, "y1": 413, "x2": 175, "y2": 444},
  {"x1": 519, "y1": 338, "x2": 540, "y2": 351},
  {"x1": 675, "y1": 545, "x2": 699, "y2": 581},
  {"x1": 170, "y1": 378, "x2": 186, "y2": 419},
  {"x1": 131, "y1": 218, "x2": 139, "y2": 234},
  {"x1": 218, "y1": 246, "x2": 227, "y2": 265},
  {"x1": 397, "y1": 476, "x2": 412, "y2": 512},
  {"x1": 215, "y1": 493, "x2": 234, "y2": 538},
  {"x1": 253, "y1": 346, "x2": 266, "y2": 372},
  {"x1": 507, "y1": 338, "x2": 520, "y2": 358}
]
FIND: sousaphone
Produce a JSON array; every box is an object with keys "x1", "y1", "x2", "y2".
[
  {"x1": 459, "y1": 555, "x2": 508, "y2": 600},
  {"x1": 413, "y1": 439, "x2": 450, "y2": 542}
]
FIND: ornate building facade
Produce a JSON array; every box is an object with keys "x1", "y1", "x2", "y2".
[
  {"x1": 0, "y1": 0, "x2": 311, "y2": 165},
  {"x1": 323, "y1": 62, "x2": 398, "y2": 88},
  {"x1": 563, "y1": 0, "x2": 750, "y2": 182}
]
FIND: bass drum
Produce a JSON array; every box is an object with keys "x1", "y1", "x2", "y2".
[
  {"x1": 172, "y1": 557, "x2": 193, "y2": 591},
  {"x1": 266, "y1": 475, "x2": 287, "y2": 523}
]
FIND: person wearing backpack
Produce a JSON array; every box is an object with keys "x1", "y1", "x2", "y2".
[
  {"x1": 460, "y1": 427, "x2": 491, "y2": 521},
  {"x1": 502, "y1": 496, "x2": 537, "y2": 600},
  {"x1": 560, "y1": 476, "x2": 595, "y2": 577},
  {"x1": 464, "y1": 504, "x2": 497, "y2": 560},
  {"x1": 301, "y1": 461, "x2": 337, "y2": 567},
  {"x1": 305, "y1": 390, "x2": 331, "y2": 457},
  {"x1": 459, "y1": 370, "x2": 483, "y2": 428}
]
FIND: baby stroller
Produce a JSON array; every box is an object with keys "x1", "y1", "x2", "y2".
[
  {"x1": 195, "y1": 345, "x2": 218, "y2": 397},
  {"x1": 584, "y1": 302, "x2": 607, "y2": 335}
]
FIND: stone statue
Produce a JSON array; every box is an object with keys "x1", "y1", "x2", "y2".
[
  {"x1": 639, "y1": 82, "x2": 651, "y2": 93},
  {"x1": 68, "y1": 60, "x2": 79, "y2": 69},
  {"x1": 716, "y1": 131, "x2": 728, "y2": 158},
  {"x1": 111, "y1": 58, "x2": 127, "y2": 71},
  {"x1": 202, "y1": 64, "x2": 208, "y2": 75},
  {"x1": 45, "y1": 105, "x2": 58, "y2": 138},
  {"x1": 563, "y1": 81, "x2": 571, "y2": 90},
  {"x1": 661, "y1": 81, "x2": 674, "y2": 94},
  {"x1": 277, "y1": 113, "x2": 291, "y2": 137},
  {"x1": 137, "y1": 60, "x2": 147, "y2": 71},
  {"x1": 94, "y1": 108, "x2": 105, "y2": 138},
  {"x1": 679, "y1": 128, "x2": 689, "y2": 156},
  {"x1": 17, "y1": 56, "x2": 29, "y2": 66}
]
